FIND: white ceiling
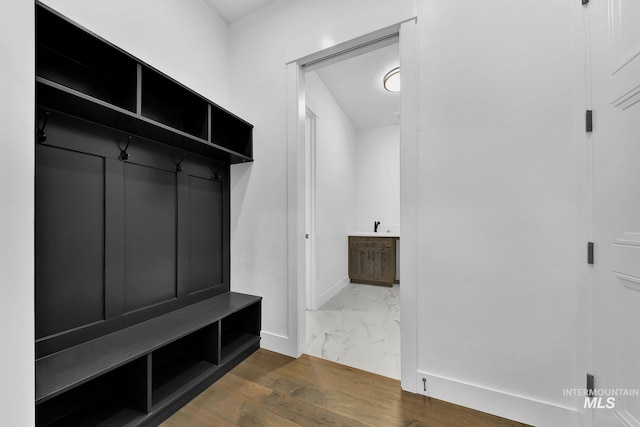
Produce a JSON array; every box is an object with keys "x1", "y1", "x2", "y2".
[
  {"x1": 314, "y1": 42, "x2": 400, "y2": 130},
  {"x1": 204, "y1": 0, "x2": 399, "y2": 130},
  {"x1": 203, "y1": 0, "x2": 276, "y2": 24}
]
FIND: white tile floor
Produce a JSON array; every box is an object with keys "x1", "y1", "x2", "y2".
[{"x1": 305, "y1": 282, "x2": 400, "y2": 379}]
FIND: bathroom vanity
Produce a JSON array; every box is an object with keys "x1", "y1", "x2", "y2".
[{"x1": 348, "y1": 233, "x2": 399, "y2": 286}]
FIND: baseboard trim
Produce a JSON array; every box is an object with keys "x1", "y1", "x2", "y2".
[
  {"x1": 314, "y1": 276, "x2": 350, "y2": 310},
  {"x1": 260, "y1": 331, "x2": 289, "y2": 355},
  {"x1": 416, "y1": 370, "x2": 578, "y2": 427}
]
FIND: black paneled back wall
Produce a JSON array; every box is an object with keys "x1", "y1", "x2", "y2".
[
  {"x1": 35, "y1": 4, "x2": 251, "y2": 358},
  {"x1": 36, "y1": 114, "x2": 230, "y2": 357}
]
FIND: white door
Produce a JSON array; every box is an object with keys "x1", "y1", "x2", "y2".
[{"x1": 591, "y1": 0, "x2": 640, "y2": 425}]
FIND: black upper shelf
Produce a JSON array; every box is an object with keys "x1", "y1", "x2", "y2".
[
  {"x1": 37, "y1": 78, "x2": 252, "y2": 164},
  {"x1": 35, "y1": 3, "x2": 253, "y2": 165}
]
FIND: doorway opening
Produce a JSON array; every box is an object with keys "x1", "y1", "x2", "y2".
[
  {"x1": 286, "y1": 17, "x2": 419, "y2": 392},
  {"x1": 302, "y1": 41, "x2": 402, "y2": 379}
]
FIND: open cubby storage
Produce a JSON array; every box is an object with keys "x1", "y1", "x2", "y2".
[
  {"x1": 35, "y1": 2, "x2": 261, "y2": 426},
  {"x1": 36, "y1": 4, "x2": 253, "y2": 165},
  {"x1": 36, "y1": 6, "x2": 137, "y2": 112},
  {"x1": 36, "y1": 294, "x2": 261, "y2": 427},
  {"x1": 36, "y1": 356, "x2": 148, "y2": 427},
  {"x1": 151, "y1": 324, "x2": 218, "y2": 407},
  {"x1": 211, "y1": 105, "x2": 253, "y2": 158},
  {"x1": 221, "y1": 302, "x2": 262, "y2": 363},
  {"x1": 141, "y1": 67, "x2": 209, "y2": 140}
]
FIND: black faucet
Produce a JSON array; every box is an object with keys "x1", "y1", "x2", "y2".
[{"x1": 374, "y1": 221, "x2": 380, "y2": 232}]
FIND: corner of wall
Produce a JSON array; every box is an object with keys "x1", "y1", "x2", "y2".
[
  {"x1": 0, "y1": 0, "x2": 35, "y2": 425},
  {"x1": 314, "y1": 276, "x2": 350, "y2": 310}
]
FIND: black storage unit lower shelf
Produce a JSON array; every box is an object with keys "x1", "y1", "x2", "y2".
[
  {"x1": 36, "y1": 357, "x2": 148, "y2": 427},
  {"x1": 36, "y1": 292, "x2": 261, "y2": 427}
]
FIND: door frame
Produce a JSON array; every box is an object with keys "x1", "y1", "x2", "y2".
[
  {"x1": 577, "y1": 3, "x2": 594, "y2": 425},
  {"x1": 285, "y1": 12, "x2": 419, "y2": 392},
  {"x1": 304, "y1": 107, "x2": 317, "y2": 310}
]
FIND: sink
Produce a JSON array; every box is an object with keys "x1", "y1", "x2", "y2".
[{"x1": 349, "y1": 232, "x2": 400, "y2": 238}]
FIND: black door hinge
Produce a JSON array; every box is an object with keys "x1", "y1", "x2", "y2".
[
  {"x1": 586, "y1": 110, "x2": 593, "y2": 132},
  {"x1": 582, "y1": 0, "x2": 589, "y2": 5},
  {"x1": 588, "y1": 242, "x2": 594, "y2": 265},
  {"x1": 587, "y1": 373, "x2": 595, "y2": 397}
]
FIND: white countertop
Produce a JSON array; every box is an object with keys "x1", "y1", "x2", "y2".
[{"x1": 349, "y1": 232, "x2": 400, "y2": 238}]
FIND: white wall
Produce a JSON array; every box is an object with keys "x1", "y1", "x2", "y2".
[
  {"x1": 306, "y1": 72, "x2": 358, "y2": 308},
  {"x1": 0, "y1": 2, "x2": 35, "y2": 425},
  {"x1": 229, "y1": 0, "x2": 582, "y2": 425},
  {"x1": 8, "y1": 0, "x2": 584, "y2": 424},
  {"x1": 40, "y1": 0, "x2": 230, "y2": 108},
  {"x1": 227, "y1": 0, "x2": 413, "y2": 353},
  {"x1": 4, "y1": 1, "x2": 230, "y2": 423},
  {"x1": 355, "y1": 125, "x2": 400, "y2": 232},
  {"x1": 415, "y1": 0, "x2": 580, "y2": 424}
]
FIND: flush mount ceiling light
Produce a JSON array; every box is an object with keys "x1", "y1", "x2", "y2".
[{"x1": 383, "y1": 67, "x2": 400, "y2": 92}]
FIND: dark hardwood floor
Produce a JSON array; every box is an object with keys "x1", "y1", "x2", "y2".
[{"x1": 161, "y1": 349, "x2": 530, "y2": 427}]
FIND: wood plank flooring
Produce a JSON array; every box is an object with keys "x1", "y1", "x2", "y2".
[{"x1": 161, "y1": 349, "x2": 530, "y2": 427}]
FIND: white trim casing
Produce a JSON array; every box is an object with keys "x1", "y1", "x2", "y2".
[
  {"x1": 286, "y1": 62, "x2": 307, "y2": 357},
  {"x1": 398, "y1": 18, "x2": 418, "y2": 394},
  {"x1": 314, "y1": 276, "x2": 350, "y2": 311},
  {"x1": 260, "y1": 331, "x2": 290, "y2": 355},
  {"x1": 416, "y1": 371, "x2": 579, "y2": 427}
]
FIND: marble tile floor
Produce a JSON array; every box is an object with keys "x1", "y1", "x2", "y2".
[{"x1": 305, "y1": 282, "x2": 400, "y2": 380}]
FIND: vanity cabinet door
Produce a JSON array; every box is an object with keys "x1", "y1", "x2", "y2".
[
  {"x1": 348, "y1": 236, "x2": 396, "y2": 286},
  {"x1": 368, "y1": 240, "x2": 395, "y2": 285},
  {"x1": 348, "y1": 237, "x2": 370, "y2": 282}
]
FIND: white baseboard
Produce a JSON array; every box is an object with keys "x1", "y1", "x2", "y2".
[
  {"x1": 314, "y1": 275, "x2": 350, "y2": 310},
  {"x1": 416, "y1": 370, "x2": 578, "y2": 427},
  {"x1": 260, "y1": 331, "x2": 289, "y2": 355}
]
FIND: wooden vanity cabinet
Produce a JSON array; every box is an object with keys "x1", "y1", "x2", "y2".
[{"x1": 348, "y1": 236, "x2": 398, "y2": 286}]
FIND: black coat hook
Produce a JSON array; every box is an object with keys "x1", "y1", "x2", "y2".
[
  {"x1": 210, "y1": 163, "x2": 223, "y2": 181},
  {"x1": 36, "y1": 112, "x2": 50, "y2": 143},
  {"x1": 175, "y1": 153, "x2": 185, "y2": 172},
  {"x1": 118, "y1": 136, "x2": 131, "y2": 161}
]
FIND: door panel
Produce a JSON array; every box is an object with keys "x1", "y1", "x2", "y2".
[
  {"x1": 369, "y1": 241, "x2": 394, "y2": 284},
  {"x1": 348, "y1": 237, "x2": 369, "y2": 282},
  {"x1": 591, "y1": 0, "x2": 640, "y2": 424}
]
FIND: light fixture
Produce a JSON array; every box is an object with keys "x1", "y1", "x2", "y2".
[{"x1": 383, "y1": 67, "x2": 400, "y2": 92}]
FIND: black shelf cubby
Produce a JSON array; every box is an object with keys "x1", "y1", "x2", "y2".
[
  {"x1": 36, "y1": 293, "x2": 261, "y2": 427},
  {"x1": 151, "y1": 324, "x2": 218, "y2": 407},
  {"x1": 36, "y1": 6, "x2": 137, "y2": 113},
  {"x1": 220, "y1": 301, "x2": 261, "y2": 363},
  {"x1": 36, "y1": 357, "x2": 148, "y2": 427},
  {"x1": 211, "y1": 105, "x2": 253, "y2": 159},
  {"x1": 141, "y1": 67, "x2": 209, "y2": 140}
]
